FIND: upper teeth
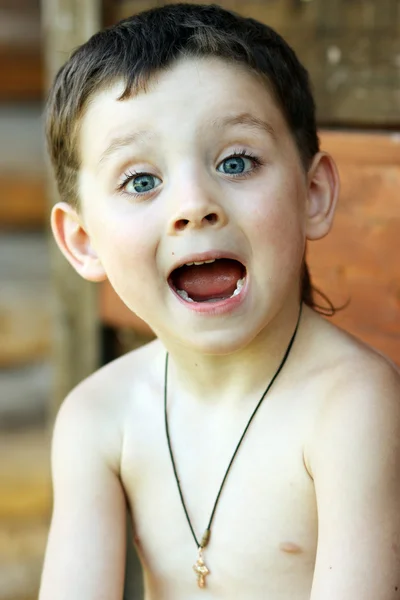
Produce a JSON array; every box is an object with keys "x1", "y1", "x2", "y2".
[{"x1": 185, "y1": 259, "x2": 216, "y2": 266}]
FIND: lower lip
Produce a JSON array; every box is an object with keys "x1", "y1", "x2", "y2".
[{"x1": 170, "y1": 277, "x2": 249, "y2": 315}]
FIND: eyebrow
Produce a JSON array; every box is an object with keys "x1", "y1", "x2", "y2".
[
  {"x1": 211, "y1": 112, "x2": 277, "y2": 139},
  {"x1": 97, "y1": 130, "x2": 156, "y2": 169}
]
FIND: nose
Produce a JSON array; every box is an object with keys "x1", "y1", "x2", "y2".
[{"x1": 166, "y1": 173, "x2": 228, "y2": 235}]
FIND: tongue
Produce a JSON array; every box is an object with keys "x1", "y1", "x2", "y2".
[{"x1": 173, "y1": 259, "x2": 243, "y2": 301}]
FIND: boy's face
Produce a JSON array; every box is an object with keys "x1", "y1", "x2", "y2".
[{"x1": 54, "y1": 57, "x2": 337, "y2": 354}]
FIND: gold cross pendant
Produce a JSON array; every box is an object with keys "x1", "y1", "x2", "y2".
[{"x1": 193, "y1": 547, "x2": 210, "y2": 588}]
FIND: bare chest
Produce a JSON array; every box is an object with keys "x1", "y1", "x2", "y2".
[{"x1": 121, "y1": 394, "x2": 318, "y2": 599}]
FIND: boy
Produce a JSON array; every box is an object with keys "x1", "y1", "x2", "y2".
[{"x1": 39, "y1": 3, "x2": 400, "y2": 599}]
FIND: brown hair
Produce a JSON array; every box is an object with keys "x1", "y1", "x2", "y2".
[{"x1": 46, "y1": 3, "x2": 333, "y2": 313}]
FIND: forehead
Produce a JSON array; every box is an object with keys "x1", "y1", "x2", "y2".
[{"x1": 79, "y1": 57, "x2": 289, "y2": 161}]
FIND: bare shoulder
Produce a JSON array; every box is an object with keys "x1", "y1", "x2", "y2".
[
  {"x1": 64, "y1": 336, "x2": 164, "y2": 405},
  {"x1": 301, "y1": 306, "x2": 400, "y2": 387},
  {"x1": 54, "y1": 338, "x2": 165, "y2": 471},
  {"x1": 301, "y1": 308, "x2": 400, "y2": 477},
  {"x1": 70, "y1": 336, "x2": 164, "y2": 398}
]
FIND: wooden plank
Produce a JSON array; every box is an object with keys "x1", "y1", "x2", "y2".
[
  {"x1": 0, "y1": 233, "x2": 52, "y2": 367},
  {"x1": 0, "y1": 3, "x2": 43, "y2": 101},
  {"x1": 0, "y1": 105, "x2": 48, "y2": 228},
  {"x1": 0, "y1": 431, "x2": 51, "y2": 520},
  {"x1": 0, "y1": 49, "x2": 43, "y2": 102},
  {"x1": 0, "y1": 296, "x2": 51, "y2": 366},
  {"x1": 0, "y1": 175, "x2": 47, "y2": 228},
  {"x1": 0, "y1": 363, "x2": 50, "y2": 428}
]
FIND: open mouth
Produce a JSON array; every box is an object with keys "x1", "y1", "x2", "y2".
[{"x1": 168, "y1": 258, "x2": 247, "y2": 304}]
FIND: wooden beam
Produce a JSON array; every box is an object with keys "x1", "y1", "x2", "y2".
[{"x1": 41, "y1": 0, "x2": 102, "y2": 417}]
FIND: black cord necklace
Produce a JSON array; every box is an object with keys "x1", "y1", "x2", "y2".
[{"x1": 164, "y1": 304, "x2": 303, "y2": 588}]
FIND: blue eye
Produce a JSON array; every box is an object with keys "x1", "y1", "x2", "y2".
[
  {"x1": 217, "y1": 155, "x2": 255, "y2": 176},
  {"x1": 123, "y1": 173, "x2": 161, "y2": 195}
]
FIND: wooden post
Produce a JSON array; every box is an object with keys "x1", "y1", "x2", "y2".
[
  {"x1": 41, "y1": 4, "x2": 145, "y2": 598},
  {"x1": 41, "y1": 0, "x2": 102, "y2": 418}
]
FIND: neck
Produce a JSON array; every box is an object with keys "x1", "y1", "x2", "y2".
[{"x1": 160, "y1": 300, "x2": 303, "y2": 406}]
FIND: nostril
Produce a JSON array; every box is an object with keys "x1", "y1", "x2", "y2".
[
  {"x1": 174, "y1": 213, "x2": 219, "y2": 231},
  {"x1": 175, "y1": 219, "x2": 189, "y2": 231},
  {"x1": 204, "y1": 213, "x2": 218, "y2": 225}
]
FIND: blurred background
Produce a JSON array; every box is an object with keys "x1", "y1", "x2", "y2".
[{"x1": 0, "y1": 1, "x2": 399, "y2": 599}]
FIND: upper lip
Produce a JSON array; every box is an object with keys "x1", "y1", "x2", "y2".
[{"x1": 167, "y1": 250, "x2": 247, "y2": 279}]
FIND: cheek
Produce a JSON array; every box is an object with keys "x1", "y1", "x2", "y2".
[
  {"x1": 244, "y1": 176, "x2": 306, "y2": 272},
  {"x1": 80, "y1": 173, "x2": 158, "y2": 270},
  {"x1": 92, "y1": 214, "x2": 162, "y2": 320},
  {"x1": 85, "y1": 205, "x2": 159, "y2": 288},
  {"x1": 248, "y1": 185, "x2": 304, "y2": 244}
]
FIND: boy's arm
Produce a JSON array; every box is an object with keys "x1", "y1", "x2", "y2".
[
  {"x1": 39, "y1": 390, "x2": 127, "y2": 600},
  {"x1": 309, "y1": 361, "x2": 400, "y2": 600}
]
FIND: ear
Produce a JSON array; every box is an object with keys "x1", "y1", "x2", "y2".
[
  {"x1": 305, "y1": 152, "x2": 340, "y2": 241},
  {"x1": 50, "y1": 202, "x2": 107, "y2": 282}
]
